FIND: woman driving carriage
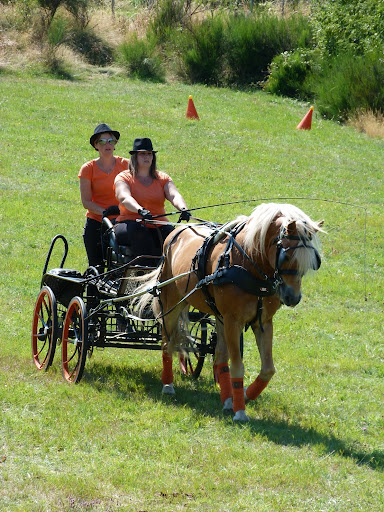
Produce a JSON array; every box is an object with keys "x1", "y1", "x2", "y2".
[
  {"x1": 78, "y1": 123, "x2": 129, "y2": 271},
  {"x1": 114, "y1": 137, "x2": 191, "y2": 263}
]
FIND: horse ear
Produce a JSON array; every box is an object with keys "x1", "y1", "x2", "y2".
[
  {"x1": 315, "y1": 220, "x2": 325, "y2": 232},
  {"x1": 286, "y1": 221, "x2": 296, "y2": 236}
]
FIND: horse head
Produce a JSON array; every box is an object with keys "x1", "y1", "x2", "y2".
[
  {"x1": 244, "y1": 203, "x2": 324, "y2": 308},
  {"x1": 273, "y1": 216, "x2": 323, "y2": 306}
]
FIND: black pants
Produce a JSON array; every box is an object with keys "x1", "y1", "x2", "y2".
[
  {"x1": 114, "y1": 221, "x2": 173, "y2": 262},
  {"x1": 83, "y1": 217, "x2": 105, "y2": 270}
]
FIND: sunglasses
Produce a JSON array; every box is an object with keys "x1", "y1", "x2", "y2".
[{"x1": 97, "y1": 138, "x2": 117, "y2": 146}]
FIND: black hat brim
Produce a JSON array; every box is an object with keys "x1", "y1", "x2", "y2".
[
  {"x1": 90, "y1": 128, "x2": 120, "y2": 148},
  {"x1": 129, "y1": 150, "x2": 158, "y2": 155}
]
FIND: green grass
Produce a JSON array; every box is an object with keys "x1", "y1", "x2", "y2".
[{"x1": 0, "y1": 75, "x2": 383, "y2": 511}]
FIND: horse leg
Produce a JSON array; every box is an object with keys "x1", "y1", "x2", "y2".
[
  {"x1": 223, "y1": 319, "x2": 248, "y2": 422},
  {"x1": 161, "y1": 351, "x2": 175, "y2": 395},
  {"x1": 245, "y1": 321, "x2": 275, "y2": 402},
  {"x1": 160, "y1": 308, "x2": 182, "y2": 396},
  {"x1": 213, "y1": 320, "x2": 232, "y2": 412}
]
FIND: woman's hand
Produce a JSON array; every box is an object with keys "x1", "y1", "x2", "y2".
[
  {"x1": 178, "y1": 208, "x2": 191, "y2": 222},
  {"x1": 138, "y1": 208, "x2": 153, "y2": 220}
]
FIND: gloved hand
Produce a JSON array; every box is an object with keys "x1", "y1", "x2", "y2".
[
  {"x1": 138, "y1": 208, "x2": 153, "y2": 220},
  {"x1": 102, "y1": 205, "x2": 120, "y2": 217},
  {"x1": 178, "y1": 208, "x2": 191, "y2": 222}
]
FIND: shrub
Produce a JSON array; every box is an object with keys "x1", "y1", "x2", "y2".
[
  {"x1": 311, "y1": 0, "x2": 384, "y2": 57},
  {"x1": 119, "y1": 34, "x2": 165, "y2": 82},
  {"x1": 263, "y1": 48, "x2": 315, "y2": 100},
  {"x1": 224, "y1": 12, "x2": 312, "y2": 86},
  {"x1": 47, "y1": 15, "x2": 68, "y2": 47},
  {"x1": 178, "y1": 11, "x2": 312, "y2": 87},
  {"x1": 150, "y1": 0, "x2": 186, "y2": 44},
  {"x1": 181, "y1": 15, "x2": 226, "y2": 85},
  {"x1": 69, "y1": 28, "x2": 114, "y2": 66},
  {"x1": 315, "y1": 51, "x2": 384, "y2": 121}
]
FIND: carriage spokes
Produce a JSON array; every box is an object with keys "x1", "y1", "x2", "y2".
[
  {"x1": 32, "y1": 286, "x2": 58, "y2": 371},
  {"x1": 61, "y1": 297, "x2": 88, "y2": 384}
]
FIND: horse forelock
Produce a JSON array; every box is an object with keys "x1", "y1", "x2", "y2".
[{"x1": 243, "y1": 203, "x2": 323, "y2": 269}]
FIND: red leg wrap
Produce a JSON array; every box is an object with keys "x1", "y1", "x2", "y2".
[
  {"x1": 231, "y1": 378, "x2": 245, "y2": 413},
  {"x1": 245, "y1": 375, "x2": 269, "y2": 401},
  {"x1": 161, "y1": 353, "x2": 173, "y2": 385},
  {"x1": 215, "y1": 364, "x2": 232, "y2": 403}
]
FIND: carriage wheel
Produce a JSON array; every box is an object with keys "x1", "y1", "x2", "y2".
[
  {"x1": 61, "y1": 296, "x2": 88, "y2": 384},
  {"x1": 32, "y1": 286, "x2": 58, "y2": 371},
  {"x1": 179, "y1": 314, "x2": 215, "y2": 379}
]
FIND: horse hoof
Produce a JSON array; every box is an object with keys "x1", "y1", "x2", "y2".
[
  {"x1": 162, "y1": 383, "x2": 175, "y2": 395},
  {"x1": 222, "y1": 397, "x2": 233, "y2": 414},
  {"x1": 233, "y1": 410, "x2": 250, "y2": 422}
]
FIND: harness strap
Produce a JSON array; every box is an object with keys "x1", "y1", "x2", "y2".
[
  {"x1": 193, "y1": 221, "x2": 280, "y2": 320},
  {"x1": 194, "y1": 229, "x2": 223, "y2": 318}
]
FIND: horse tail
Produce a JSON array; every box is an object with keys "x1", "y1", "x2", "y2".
[{"x1": 131, "y1": 267, "x2": 162, "y2": 319}]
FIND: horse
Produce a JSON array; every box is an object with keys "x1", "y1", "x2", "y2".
[{"x1": 135, "y1": 203, "x2": 324, "y2": 421}]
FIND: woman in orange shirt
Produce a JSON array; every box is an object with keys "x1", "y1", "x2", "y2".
[
  {"x1": 79, "y1": 123, "x2": 129, "y2": 270},
  {"x1": 114, "y1": 137, "x2": 190, "y2": 263}
]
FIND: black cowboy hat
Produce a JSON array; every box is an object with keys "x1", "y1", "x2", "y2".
[
  {"x1": 90, "y1": 123, "x2": 120, "y2": 149},
  {"x1": 129, "y1": 137, "x2": 157, "y2": 154}
]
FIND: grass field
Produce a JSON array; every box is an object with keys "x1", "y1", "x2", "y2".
[{"x1": 0, "y1": 74, "x2": 383, "y2": 511}]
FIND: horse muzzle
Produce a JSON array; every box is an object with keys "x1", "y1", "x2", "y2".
[{"x1": 278, "y1": 283, "x2": 302, "y2": 307}]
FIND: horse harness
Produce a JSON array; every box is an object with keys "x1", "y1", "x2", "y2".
[
  {"x1": 191, "y1": 222, "x2": 321, "y2": 329},
  {"x1": 157, "y1": 222, "x2": 321, "y2": 330}
]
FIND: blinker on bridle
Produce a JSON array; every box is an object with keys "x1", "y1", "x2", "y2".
[{"x1": 273, "y1": 233, "x2": 321, "y2": 276}]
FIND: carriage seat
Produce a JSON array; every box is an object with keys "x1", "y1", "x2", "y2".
[
  {"x1": 111, "y1": 244, "x2": 135, "y2": 265},
  {"x1": 102, "y1": 216, "x2": 161, "y2": 268},
  {"x1": 102, "y1": 216, "x2": 135, "y2": 265}
]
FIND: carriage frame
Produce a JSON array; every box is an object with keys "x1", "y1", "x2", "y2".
[{"x1": 31, "y1": 221, "x2": 218, "y2": 384}]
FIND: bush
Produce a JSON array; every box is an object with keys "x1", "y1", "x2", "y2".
[
  {"x1": 311, "y1": 0, "x2": 384, "y2": 57},
  {"x1": 315, "y1": 51, "x2": 384, "y2": 121},
  {"x1": 177, "y1": 11, "x2": 312, "y2": 87},
  {"x1": 69, "y1": 28, "x2": 114, "y2": 66},
  {"x1": 181, "y1": 16, "x2": 226, "y2": 85},
  {"x1": 150, "y1": 0, "x2": 186, "y2": 44},
  {"x1": 119, "y1": 34, "x2": 165, "y2": 82},
  {"x1": 47, "y1": 15, "x2": 68, "y2": 47},
  {"x1": 263, "y1": 48, "x2": 315, "y2": 100},
  {"x1": 224, "y1": 12, "x2": 312, "y2": 86}
]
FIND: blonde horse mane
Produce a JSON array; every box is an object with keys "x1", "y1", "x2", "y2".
[{"x1": 243, "y1": 203, "x2": 324, "y2": 274}]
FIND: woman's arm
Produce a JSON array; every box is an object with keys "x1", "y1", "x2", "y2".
[
  {"x1": 115, "y1": 180, "x2": 143, "y2": 213},
  {"x1": 164, "y1": 180, "x2": 188, "y2": 211},
  {"x1": 79, "y1": 177, "x2": 105, "y2": 216}
]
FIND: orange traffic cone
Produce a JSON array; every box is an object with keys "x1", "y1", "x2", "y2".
[
  {"x1": 296, "y1": 106, "x2": 314, "y2": 130},
  {"x1": 186, "y1": 95, "x2": 199, "y2": 120}
]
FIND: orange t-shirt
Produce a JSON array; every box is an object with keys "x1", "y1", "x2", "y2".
[
  {"x1": 114, "y1": 170, "x2": 172, "y2": 226},
  {"x1": 78, "y1": 156, "x2": 129, "y2": 222}
]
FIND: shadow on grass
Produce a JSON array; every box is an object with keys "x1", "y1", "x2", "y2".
[{"x1": 83, "y1": 361, "x2": 383, "y2": 473}]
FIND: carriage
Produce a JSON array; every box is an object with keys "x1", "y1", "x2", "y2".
[
  {"x1": 31, "y1": 216, "x2": 217, "y2": 384},
  {"x1": 32, "y1": 203, "x2": 323, "y2": 421}
]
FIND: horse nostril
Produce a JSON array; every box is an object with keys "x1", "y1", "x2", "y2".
[
  {"x1": 283, "y1": 291, "x2": 301, "y2": 307},
  {"x1": 288, "y1": 293, "x2": 301, "y2": 306}
]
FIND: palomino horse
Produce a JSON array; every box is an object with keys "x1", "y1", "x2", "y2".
[{"x1": 136, "y1": 203, "x2": 324, "y2": 421}]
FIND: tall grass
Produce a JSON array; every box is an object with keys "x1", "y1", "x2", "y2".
[{"x1": 0, "y1": 75, "x2": 383, "y2": 511}]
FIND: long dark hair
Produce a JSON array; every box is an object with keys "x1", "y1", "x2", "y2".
[{"x1": 129, "y1": 152, "x2": 157, "y2": 178}]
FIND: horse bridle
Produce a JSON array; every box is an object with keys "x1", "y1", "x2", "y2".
[{"x1": 273, "y1": 233, "x2": 322, "y2": 279}]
